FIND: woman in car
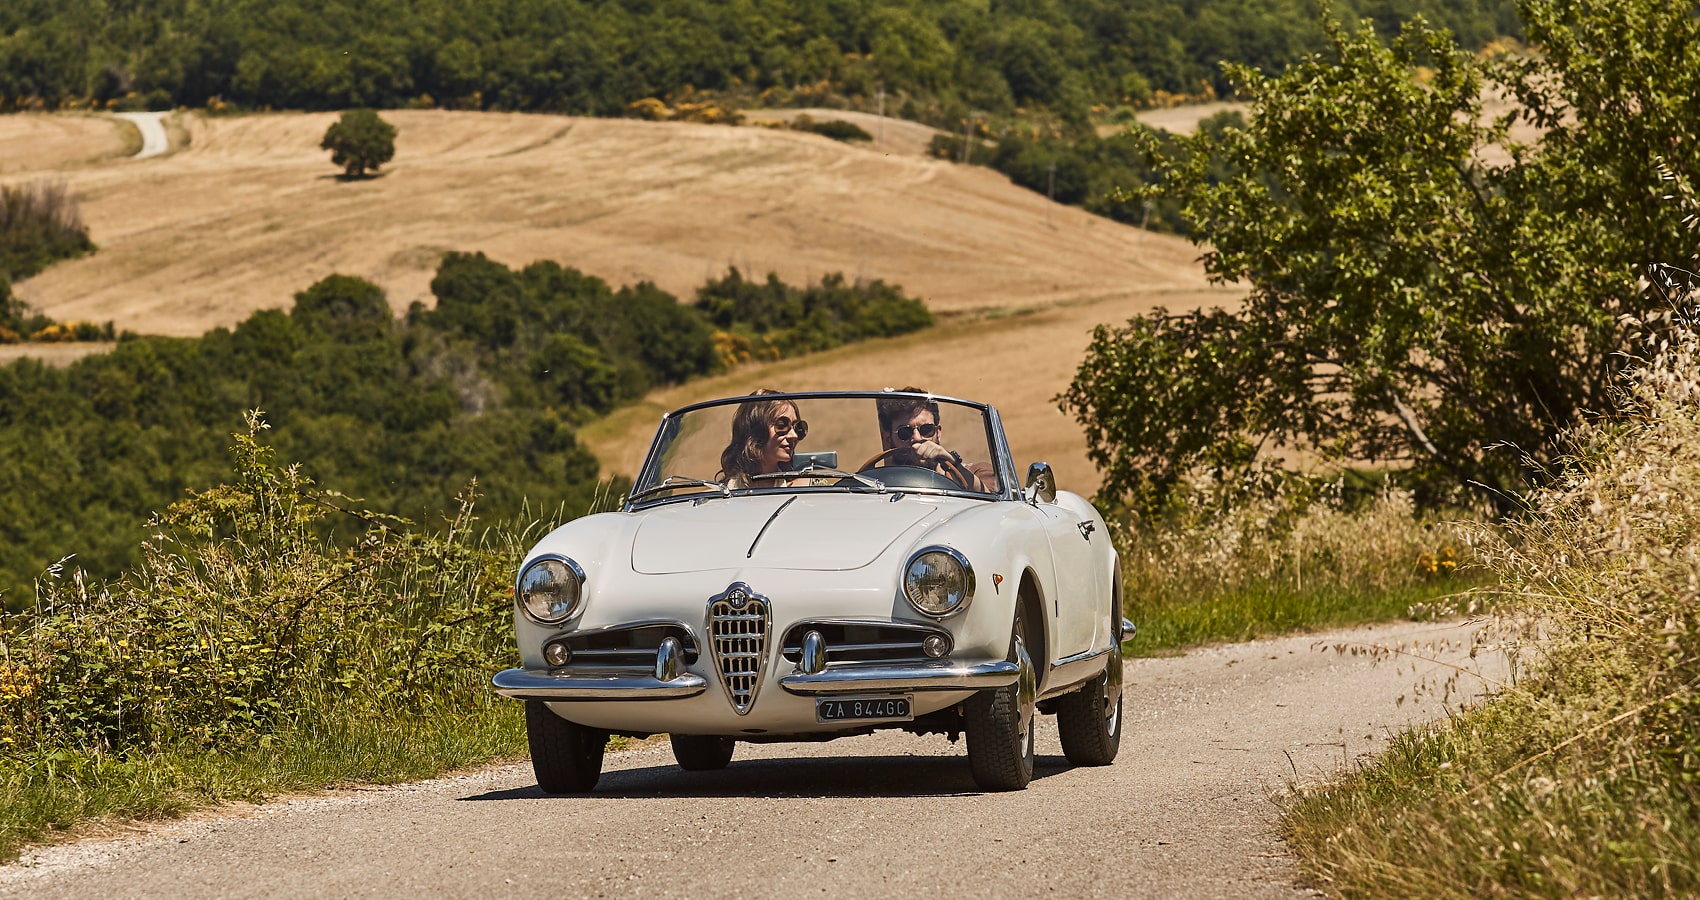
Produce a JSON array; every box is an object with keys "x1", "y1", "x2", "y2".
[{"x1": 718, "y1": 389, "x2": 807, "y2": 488}]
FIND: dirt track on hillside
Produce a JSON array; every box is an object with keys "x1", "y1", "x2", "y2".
[{"x1": 0, "y1": 618, "x2": 1506, "y2": 899}]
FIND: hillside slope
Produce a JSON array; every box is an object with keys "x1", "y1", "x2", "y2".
[
  {"x1": 1, "y1": 109, "x2": 1235, "y2": 495},
  {"x1": 9, "y1": 110, "x2": 1213, "y2": 332}
]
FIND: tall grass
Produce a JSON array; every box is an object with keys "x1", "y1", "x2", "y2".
[
  {"x1": 1284, "y1": 316, "x2": 1700, "y2": 895},
  {"x1": 1118, "y1": 473, "x2": 1477, "y2": 655},
  {"x1": 0, "y1": 181, "x2": 95, "y2": 280},
  {"x1": 0, "y1": 412, "x2": 539, "y2": 861}
]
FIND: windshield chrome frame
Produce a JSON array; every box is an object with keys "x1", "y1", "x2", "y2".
[{"x1": 626, "y1": 390, "x2": 1019, "y2": 511}]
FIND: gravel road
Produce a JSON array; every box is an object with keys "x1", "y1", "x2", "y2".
[
  {"x1": 0, "y1": 619, "x2": 1505, "y2": 899},
  {"x1": 114, "y1": 111, "x2": 170, "y2": 159}
]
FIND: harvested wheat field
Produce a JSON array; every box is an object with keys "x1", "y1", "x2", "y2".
[
  {"x1": 2, "y1": 108, "x2": 1235, "y2": 495},
  {"x1": 0, "y1": 113, "x2": 136, "y2": 176}
]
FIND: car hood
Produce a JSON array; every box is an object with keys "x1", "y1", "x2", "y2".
[{"x1": 629, "y1": 494, "x2": 943, "y2": 574}]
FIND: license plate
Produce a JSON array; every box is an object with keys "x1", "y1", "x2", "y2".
[{"x1": 816, "y1": 695, "x2": 913, "y2": 723}]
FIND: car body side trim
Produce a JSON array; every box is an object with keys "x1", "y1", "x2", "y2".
[{"x1": 1039, "y1": 646, "x2": 1111, "y2": 701}]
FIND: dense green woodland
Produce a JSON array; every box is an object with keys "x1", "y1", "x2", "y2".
[
  {"x1": 0, "y1": 255, "x2": 930, "y2": 609},
  {"x1": 0, "y1": 0, "x2": 1518, "y2": 121}
]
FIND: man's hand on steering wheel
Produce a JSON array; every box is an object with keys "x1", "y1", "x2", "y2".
[{"x1": 857, "y1": 444, "x2": 983, "y2": 492}]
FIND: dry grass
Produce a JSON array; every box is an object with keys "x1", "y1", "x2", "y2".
[
  {"x1": 1112, "y1": 472, "x2": 1478, "y2": 653},
  {"x1": 0, "y1": 110, "x2": 1229, "y2": 499},
  {"x1": 0, "y1": 115, "x2": 131, "y2": 176},
  {"x1": 4, "y1": 110, "x2": 1213, "y2": 336},
  {"x1": 1284, "y1": 313, "x2": 1700, "y2": 896}
]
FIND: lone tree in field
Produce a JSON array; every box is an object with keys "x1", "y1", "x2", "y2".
[{"x1": 320, "y1": 109, "x2": 396, "y2": 178}]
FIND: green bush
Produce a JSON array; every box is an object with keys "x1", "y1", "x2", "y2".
[
  {"x1": 0, "y1": 181, "x2": 95, "y2": 280},
  {"x1": 793, "y1": 117, "x2": 872, "y2": 142},
  {"x1": 694, "y1": 269, "x2": 932, "y2": 358},
  {"x1": 0, "y1": 258, "x2": 932, "y2": 607},
  {"x1": 0, "y1": 414, "x2": 514, "y2": 754}
]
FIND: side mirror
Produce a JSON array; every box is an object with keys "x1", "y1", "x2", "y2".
[{"x1": 1025, "y1": 462, "x2": 1056, "y2": 504}]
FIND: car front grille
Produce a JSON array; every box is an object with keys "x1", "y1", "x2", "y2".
[
  {"x1": 557, "y1": 622, "x2": 698, "y2": 669},
  {"x1": 781, "y1": 620, "x2": 952, "y2": 664},
  {"x1": 708, "y1": 586, "x2": 770, "y2": 715}
]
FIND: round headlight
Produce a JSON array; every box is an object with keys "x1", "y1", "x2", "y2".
[
  {"x1": 904, "y1": 547, "x2": 974, "y2": 618},
  {"x1": 517, "y1": 556, "x2": 585, "y2": 624}
]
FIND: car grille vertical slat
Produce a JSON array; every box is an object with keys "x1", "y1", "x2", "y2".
[{"x1": 709, "y1": 591, "x2": 770, "y2": 715}]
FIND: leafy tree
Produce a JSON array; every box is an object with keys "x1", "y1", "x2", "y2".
[
  {"x1": 320, "y1": 108, "x2": 396, "y2": 178},
  {"x1": 1062, "y1": 0, "x2": 1700, "y2": 511},
  {"x1": 290, "y1": 274, "x2": 392, "y2": 341},
  {"x1": 0, "y1": 1, "x2": 1520, "y2": 118}
]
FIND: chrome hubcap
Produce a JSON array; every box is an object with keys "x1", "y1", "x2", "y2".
[{"x1": 1014, "y1": 633, "x2": 1036, "y2": 749}]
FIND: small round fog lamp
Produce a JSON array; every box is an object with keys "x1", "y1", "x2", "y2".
[
  {"x1": 922, "y1": 634, "x2": 950, "y2": 658},
  {"x1": 543, "y1": 641, "x2": 573, "y2": 667}
]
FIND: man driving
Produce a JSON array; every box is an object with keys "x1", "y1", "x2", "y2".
[{"x1": 874, "y1": 387, "x2": 993, "y2": 492}]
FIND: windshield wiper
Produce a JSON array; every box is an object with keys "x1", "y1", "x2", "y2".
[
  {"x1": 628, "y1": 475, "x2": 730, "y2": 502},
  {"x1": 748, "y1": 465, "x2": 886, "y2": 492}
]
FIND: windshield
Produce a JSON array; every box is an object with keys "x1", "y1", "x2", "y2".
[{"x1": 632, "y1": 392, "x2": 1007, "y2": 505}]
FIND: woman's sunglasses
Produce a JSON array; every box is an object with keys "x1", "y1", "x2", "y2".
[
  {"x1": 771, "y1": 417, "x2": 808, "y2": 439},
  {"x1": 894, "y1": 423, "x2": 940, "y2": 441}
]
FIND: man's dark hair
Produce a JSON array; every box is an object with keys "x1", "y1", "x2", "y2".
[{"x1": 876, "y1": 386, "x2": 940, "y2": 432}]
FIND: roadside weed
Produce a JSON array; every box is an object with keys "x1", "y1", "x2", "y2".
[
  {"x1": 1284, "y1": 321, "x2": 1700, "y2": 896},
  {"x1": 0, "y1": 412, "x2": 537, "y2": 861},
  {"x1": 1116, "y1": 475, "x2": 1479, "y2": 654}
]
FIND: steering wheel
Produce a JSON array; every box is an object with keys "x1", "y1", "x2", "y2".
[{"x1": 856, "y1": 446, "x2": 979, "y2": 491}]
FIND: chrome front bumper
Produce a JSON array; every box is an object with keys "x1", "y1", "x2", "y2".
[
  {"x1": 491, "y1": 667, "x2": 708, "y2": 701},
  {"x1": 777, "y1": 659, "x2": 1020, "y2": 695},
  {"x1": 491, "y1": 658, "x2": 1018, "y2": 702}
]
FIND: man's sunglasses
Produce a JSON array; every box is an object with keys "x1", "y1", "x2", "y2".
[
  {"x1": 894, "y1": 423, "x2": 940, "y2": 441},
  {"x1": 771, "y1": 417, "x2": 808, "y2": 439}
]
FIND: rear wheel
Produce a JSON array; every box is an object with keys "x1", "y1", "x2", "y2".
[
  {"x1": 525, "y1": 700, "x2": 607, "y2": 794},
  {"x1": 670, "y1": 734, "x2": 736, "y2": 771},
  {"x1": 1057, "y1": 630, "x2": 1123, "y2": 766},
  {"x1": 964, "y1": 613, "x2": 1037, "y2": 791}
]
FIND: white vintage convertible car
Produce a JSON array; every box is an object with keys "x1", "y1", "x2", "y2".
[{"x1": 492, "y1": 390, "x2": 1125, "y2": 792}]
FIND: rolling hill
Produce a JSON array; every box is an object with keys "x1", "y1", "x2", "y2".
[{"x1": 1, "y1": 109, "x2": 1236, "y2": 496}]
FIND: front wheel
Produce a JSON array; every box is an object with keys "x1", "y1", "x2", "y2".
[
  {"x1": 963, "y1": 615, "x2": 1037, "y2": 791},
  {"x1": 1056, "y1": 632, "x2": 1122, "y2": 766},
  {"x1": 525, "y1": 700, "x2": 608, "y2": 794},
  {"x1": 670, "y1": 734, "x2": 736, "y2": 771}
]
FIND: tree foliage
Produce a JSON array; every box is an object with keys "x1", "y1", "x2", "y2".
[
  {"x1": 320, "y1": 108, "x2": 396, "y2": 178},
  {"x1": 0, "y1": 257, "x2": 931, "y2": 607},
  {"x1": 0, "y1": 1, "x2": 1518, "y2": 119},
  {"x1": 1062, "y1": 0, "x2": 1700, "y2": 510}
]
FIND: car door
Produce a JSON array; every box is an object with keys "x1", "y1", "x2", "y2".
[{"x1": 1025, "y1": 498, "x2": 1098, "y2": 662}]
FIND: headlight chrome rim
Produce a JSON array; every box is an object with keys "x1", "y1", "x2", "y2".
[
  {"x1": 903, "y1": 546, "x2": 975, "y2": 618},
  {"x1": 516, "y1": 554, "x2": 586, "y2": 625}
]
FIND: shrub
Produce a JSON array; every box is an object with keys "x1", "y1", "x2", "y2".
[
  {"x1": 792, "y1": 116, "x2": 871, "y2": 142},
  {"x1": 0, "y1": 413, "x2": 515, "y2": 753},
  {"x1": 290, "y1": 274, "x2": 392, "y2": 342},
  {"x1": 0, "y1": 181, "x2": 96, "y2": 280},
  {"x1": 320, "y1": 109, "x2": 396, "y2": 178},
  {"x1": 694, "y1": 269, "x2": 932, "y2": 358}
]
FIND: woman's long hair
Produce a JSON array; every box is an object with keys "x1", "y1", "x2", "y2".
[{"x1": 718, "y1": 389, "x2": 796, "y2": 483}]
